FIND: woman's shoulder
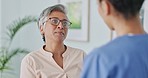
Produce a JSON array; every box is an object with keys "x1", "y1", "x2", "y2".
[
  {"x1": 67, "y1": 46, "x2": 85, "y2": 53},
  {"x1": 21, "y1": 49, "x2": 42, "y2": 63},
  {"x1": 66, "y1": 46, "x2": 86, "y2": 56}
]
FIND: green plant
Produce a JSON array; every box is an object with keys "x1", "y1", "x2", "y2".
[{"x1": 0, "y1": 16, "x2": 37, "y2": 78}]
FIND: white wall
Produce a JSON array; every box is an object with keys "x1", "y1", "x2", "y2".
[
  {"x1": 1, "y1": 0, "x2": 21, "y2": 77},
  {"x1": 1, "y1": 0, "x2": 21, "y2": 47},
  {"x1": 0, "y1": 0, "x2": 1, "y2": 47},
  {"x1": 144, "y1": 0, "x2": 148, "y2": 32},
  {"x1": 0, "y1": 0, "x2": 110, "y2": 78}
]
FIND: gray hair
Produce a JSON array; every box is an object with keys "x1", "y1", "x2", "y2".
[{"x1": 37, "y1": 4, "x2": 67, "y2": 27}]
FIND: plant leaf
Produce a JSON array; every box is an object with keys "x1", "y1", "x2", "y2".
[
  {"x1": 6, "y1": 16, "x2": 37, "y2": 41},
  {"x1": 0, "y1": 48, "x2": 29, "y2": 71},
  {"x1": 6, "y1": 48, "x2": 29, "y2": 63}
]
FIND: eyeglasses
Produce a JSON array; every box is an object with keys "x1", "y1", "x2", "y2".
[{"x1": 46, "y1": 17, "x2": 72, "y2": 28}]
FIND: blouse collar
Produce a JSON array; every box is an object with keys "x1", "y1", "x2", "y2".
[{"x1": 39, "y1": 45, "x2": 70, "y2": 58}]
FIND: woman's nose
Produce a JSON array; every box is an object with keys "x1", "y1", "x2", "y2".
[{"x1": 57, "y1": 22, "x2": 64, "y2": 29}]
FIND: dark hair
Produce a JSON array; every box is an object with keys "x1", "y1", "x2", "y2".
[{"x1": 107, "y1": 0, "x2": 144, "y2": 19}]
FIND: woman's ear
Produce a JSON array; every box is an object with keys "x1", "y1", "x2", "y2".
[
  {"x1": 40, "y1": 25, "x2": 44, "y2": 35},
  {"x1": 101, "y1": 0, "x2": 111, "y2": 15}
]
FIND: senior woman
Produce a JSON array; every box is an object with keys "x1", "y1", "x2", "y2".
[{"x1": 20, "y1": 4, "x2": 86, "y2": 78}]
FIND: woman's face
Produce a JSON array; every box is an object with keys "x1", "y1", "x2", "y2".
[{"x1": 40, "y1": 11, "x2": 69, "y2": 43}]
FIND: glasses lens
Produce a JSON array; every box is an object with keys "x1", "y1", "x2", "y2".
[
  {"x1": 49, "y1": 17, "x2": 72, "y2": 28},
  {"x1": 50, "y1": 18, "x2": 59, "y2": 26},
  {"x1": 62, "y1": 20, "x2": 71, "y2": 27}
]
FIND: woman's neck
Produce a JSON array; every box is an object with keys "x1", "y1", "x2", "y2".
[
  {"x1": 44, "y1": 42, "x2": 66, "y2": 55},
  {"x1": 113, "y1": 16, "x2": 145, "y2": 37}
]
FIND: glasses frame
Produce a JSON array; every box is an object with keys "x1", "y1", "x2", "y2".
[{"x1": 46, "y1": 17, "x2": 72, "y2": 28}]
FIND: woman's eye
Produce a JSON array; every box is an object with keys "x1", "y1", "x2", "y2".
[
  {"x1": 52, "y1": 20, "x2": 59, "y2": 24},
  {"x1": 62, "y1": 21, "x2": 68, "y2": 26}
]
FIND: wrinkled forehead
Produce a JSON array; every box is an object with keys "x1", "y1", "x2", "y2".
[{"x1": 48, "y1": 11, "x2": 69, "y2": 20}]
